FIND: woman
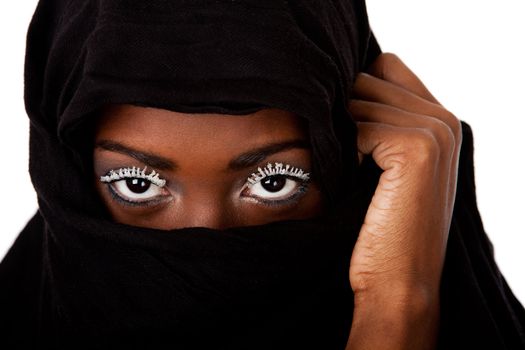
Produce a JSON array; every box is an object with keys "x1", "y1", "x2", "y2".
[{"x1": 1, "y1": 0, "x2": 524, "y2": 349}]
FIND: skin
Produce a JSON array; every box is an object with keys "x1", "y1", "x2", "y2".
[
  {"x1": 345, "y1": 53, "x2": 461, "y2": 349},
  {"x1": 93, "y1": 106, "x2": 324, "y2": 230},
  {"x1": 93, "y1": 53, "x2": 461, "y2": 349}
]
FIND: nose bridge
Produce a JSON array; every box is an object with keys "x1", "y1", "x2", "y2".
[{"x1": 177, "y1": 186, "x2": 233, "y2": 229}]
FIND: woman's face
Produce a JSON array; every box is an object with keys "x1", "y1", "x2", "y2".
[{"x1": 93, "y1": 104, "x2": 323, "y2": 230}]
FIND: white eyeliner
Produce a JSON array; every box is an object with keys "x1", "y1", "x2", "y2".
[
  {"x1": 100, "y1": 166, "x2": 166, "y2": 187},
  {"x1": 247, "y1": 162, "x2": 310, "y2": 185}
]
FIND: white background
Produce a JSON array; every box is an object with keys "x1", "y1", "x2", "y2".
[{"x1": 1, "y1": 1, "x2": 523, "y2": 304}]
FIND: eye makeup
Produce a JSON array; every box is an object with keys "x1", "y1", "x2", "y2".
[
  {"x1": 100, "y1": 166, "x2": 167, "y2": 187},
  {"x1": 241, "y1": 162, "x2": 311, "y2": 207},
  {"x1": 247, "y1": 162, "x2": 310, "y2": 185},
  {"x1": 99, "y1": 166, "x2": 170, "y2": 207},
  {"x1": 98, "y1": 162, "x2": 312, "y2": 209}
]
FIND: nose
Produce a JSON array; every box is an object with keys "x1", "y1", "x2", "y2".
[{"x1": 175, "y1": 192, "x2": 235, "y2": 230}]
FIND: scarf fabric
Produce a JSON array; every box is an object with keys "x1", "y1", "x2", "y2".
[{"x1": 1, "y1": 0, "x2": 524, "y2": 349}]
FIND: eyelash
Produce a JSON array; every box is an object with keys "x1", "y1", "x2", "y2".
[
  {"x1": 246, "y1": 162, "x2": 310, "y2": 184},
  {"x1": 100, "y1": 166, "x2": 169, "y2": 207},
  {"x1": 100, "y1": 166, "x2": 166, "y2": 187},
  {"x1": 242, "y1": 162, "x2": 311, "y2": 207},
  {"x1": 100, "y1": 163, "x2": 311, "y2": 208}
]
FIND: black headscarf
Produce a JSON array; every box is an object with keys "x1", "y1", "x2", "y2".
[{"x1": 1, "y1": 0, "x2": 524, "y2": 349}]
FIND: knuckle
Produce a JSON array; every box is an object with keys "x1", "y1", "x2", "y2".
[
  {"x1": 428, "y1": 118, "x2": 456, "y2": 152},
  {"x1": 406, "y1": 129, "x2": 440, "y2": 164},
  {"x1": 441, "y1": 110, "x2": 462, "y2": 141},
  {"x1": 379, "y1": 52, "x2": 402, "y2": 66},
  {"x1": 373, "y1": 52, "x2": 403, "y2": 79}
]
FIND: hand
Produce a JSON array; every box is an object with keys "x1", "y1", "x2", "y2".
[{"x1": 345, "y1": 53, "x2": 462, "y2": 349}]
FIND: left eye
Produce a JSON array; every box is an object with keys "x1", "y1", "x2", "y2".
[
  {"x1": 110, "y1": 178, "x2": 169, "y2": 203},
  {"x1": 243, "y1": 175, "x2": 306, "y2": 201}
]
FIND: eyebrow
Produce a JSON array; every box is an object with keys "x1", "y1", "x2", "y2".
[
  {"x1": 96, "y1": 140, "x2": 176, "y2": 170},
  {"x1": 228, "y1": 140, "x2": 310, "y2": 170},
  {"x1": 95, "y1": 139, "x2": 310, "y2": 171}
]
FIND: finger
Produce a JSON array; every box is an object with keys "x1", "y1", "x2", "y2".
[
  {"x1": 351, "y1": 73, "x2": 462, "y2": 143},
  {"x1": 355, "y1": 121, "x2": 441, "y2": 171},
  {"x1": 358, "y1": 151, "x2": 364, "y2": 166},
  {"x1": 356, "y1": 118, "x2": 459, "y2": 220},
  {"x1": 349, "y1": 100, "x2": 456, "y2": 153},
  {"x1": 367, "y1": 53, "x2": 440, "y2": 105}
]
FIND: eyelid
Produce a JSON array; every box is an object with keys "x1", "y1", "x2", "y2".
[
  {"x1": 107, "y1": 182, "x2": 171, "y2": 207},
  {"x1": 101, "y1": 167, "x2": 172, "y2": 207},
  {"x1": 241, "y1": 179, "x2": 309, "y2": 208},
  {"x1": 100, "y1": 166, "x2": 167, "y2": 187},
  {"x1": 246, "y1": 162, "x2": 310, "y2": 185},
  {"x1": 240, "y1": 162, "x2": 311, "y2": 207}
]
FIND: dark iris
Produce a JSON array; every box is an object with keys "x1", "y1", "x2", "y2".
[
  {"x1": 126, "y1": 178, "x2": 150, "y2": 194},
  {"x1": 261, "y1": 176, "x2": 287, "y2": 192}
]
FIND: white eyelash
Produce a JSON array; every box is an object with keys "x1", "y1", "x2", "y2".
[
  {"x1": 247, "y1": 162, "x2": 310, "y2": 185},
  {"x1": 100, "y1": 166, "x2": 167, "y2": 187}
]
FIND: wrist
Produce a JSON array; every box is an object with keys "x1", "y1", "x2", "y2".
[
  {"x1": 354, "y1": 282, "x2": 439, "y2": 316},
  {"x1": 346, "y1": 287, "x2": 440, "y2": 350}
]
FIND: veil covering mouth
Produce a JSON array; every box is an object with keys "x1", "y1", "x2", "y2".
[{"x1": 1, "y1": 0, "x2": 524, "y2": 349}]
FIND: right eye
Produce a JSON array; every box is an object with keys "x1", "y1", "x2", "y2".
[
  {"x1": 100, "y1": 167, "x2": 171, "y2": 206},
  {"x1": 243, "y1": 175, "x2": 306, "y2": 200},
  {"x1": 109, "y1": 178, "x2": 170, "y2": 204}
]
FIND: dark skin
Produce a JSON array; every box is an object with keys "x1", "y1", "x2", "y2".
[
  {"x1": 93, "y1": 54, "x2": 461, "y2": 349},
  {"x1": 93, "y1": 105, "x2": 324, "y2": 230},
  {"x1": 345, "y1": 54, "x2": 461, "y2": 349}
]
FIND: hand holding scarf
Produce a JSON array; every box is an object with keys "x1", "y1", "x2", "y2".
[{"x1": 347, "y1": 53, "x2": 462, "y2": 349}]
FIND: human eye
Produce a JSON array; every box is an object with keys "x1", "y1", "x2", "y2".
[
  {"x1": 100, "y1": 166, "x2": 171, "y2": 206},
  {"x1": 241, "y1": 162, "x2": 311, "y2": 207}
]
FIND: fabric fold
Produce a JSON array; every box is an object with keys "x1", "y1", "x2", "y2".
[{"x1": 1, "y1": 0, "x2": 524, "y2": 349}]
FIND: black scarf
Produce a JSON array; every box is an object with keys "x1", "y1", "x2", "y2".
[{"x1": 1, "y1": 0, "x2": 524, "y2": 349}]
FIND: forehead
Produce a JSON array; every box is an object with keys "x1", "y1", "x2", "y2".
[
  {"x1": 96, "y1": 104, "x2": 308, "y2": 147},
  {"x1": 94, "y1": 105, "x2": 310, "y2": 173}
]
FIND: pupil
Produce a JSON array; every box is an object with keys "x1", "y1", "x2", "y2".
[
  {"x1": 126, "y1": 178, "x2": 150, "y2": 194},
  {"x1": 262, "y1": 176, "x2": 286, "y2": 192}
]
